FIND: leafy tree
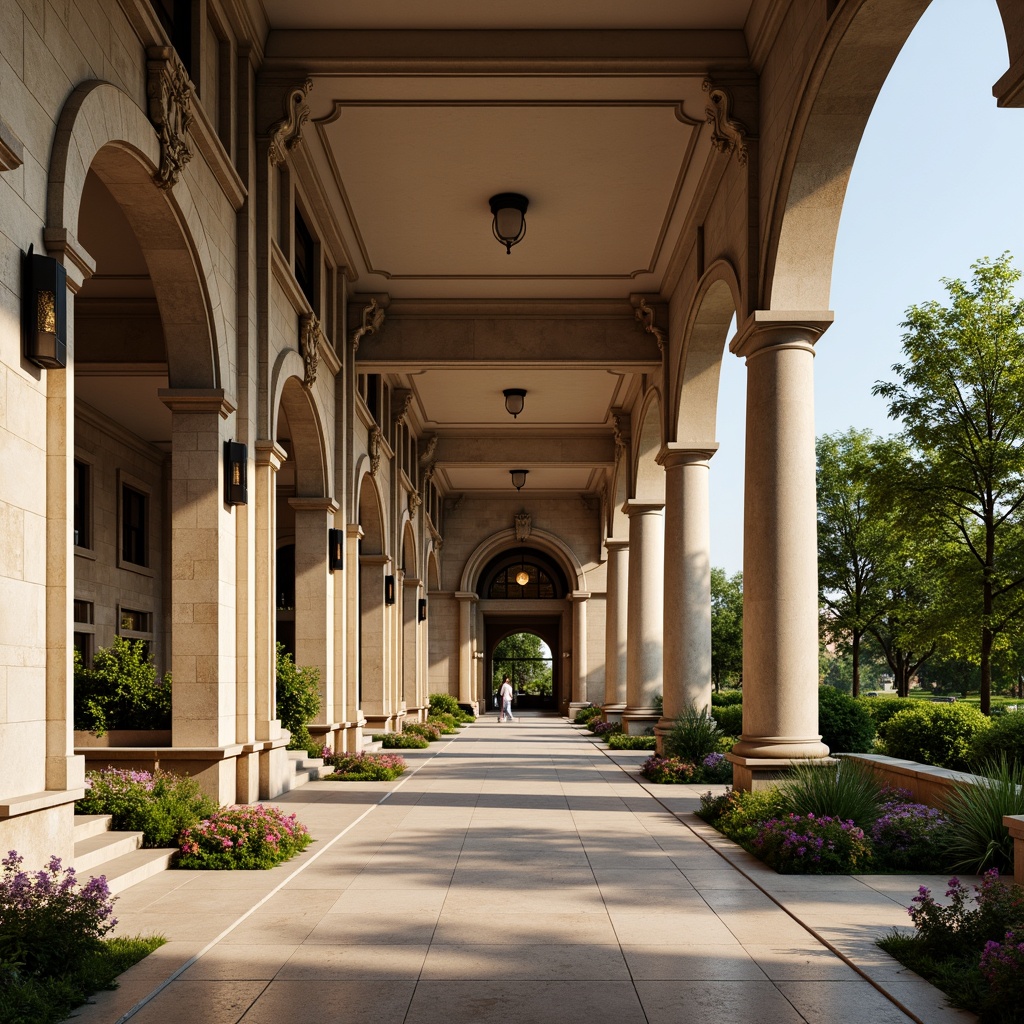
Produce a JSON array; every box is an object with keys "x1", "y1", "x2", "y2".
[
  {"x1": 817, "y1": 429, "x2": 888, "y2": 697},
  {"x1": 492, "y1": 633, "x2": 552, "y2": 695},
  {"x1": 276, "y1": 643, "x2": 321, "y2": 751},
  {"x1": 710, "y1": 568, "x2": 743, "y2": 690},
  {"x1": 873, "y1": 254, "x2": 1024, "y2": 714}
]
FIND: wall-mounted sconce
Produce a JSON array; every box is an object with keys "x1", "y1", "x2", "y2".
[
  {"x1": 509, "y1": 468, "x2": 528, "y2": 491},
  {"x1": 23, "y1": 246, "x2": 67, "y2": 369},
  {"x1": 384, "y1": 574, "x2": 396, "y2": 605},
  {"x1": 503, "y1": 388, "x2": 526, "y2": 418},
  {"x1": 224, "y1": 441, "x2": 247, "y2": 506},
  {"x1": 418, "y1": 597, "x2": 427, "y2": 622},
  {"x1": 328, "y1": 528, "x2": 344, "y2": 571},
  {"x1": 473, "y1": 651, "x2": 484, "y2": 660}
]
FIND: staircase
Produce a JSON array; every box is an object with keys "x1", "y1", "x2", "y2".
[
  {"x1": 286, "y1": 750, "x2": 327, "y2": 789},
  {"x1": 73, "y1": 814, "x2": 175, "y2": 894}
]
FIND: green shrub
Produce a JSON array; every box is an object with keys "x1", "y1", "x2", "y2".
[
  {"x1": 712, "y1": 703, "x2": 743, "y2": 736},
  {"x1": 403, "y1": 722, "x2": 443, "y2": 742},
  {"x1": 971, "y1": 711, "x2": 1024, "y2": 771},
  {"x1": 73, "y1": 638, "x2": 171, "y2": 735},
  {"x1": 177, "y1": 805, "x2": 313, "y2": 869},
  {"x1": 877, "y1": 702, "x2": 991, "y2": 770},
  {"x1": 75, "y1": 768, "x2": 217, "y2": 848},
  {"x1": 426, "y1": 713, "x2": 459, "y2": 734},
  {"x1": 783, "y1": 757, "x2": 884, "y2": 827},
  {"x1": 663, "y1": 705, "x2": 723, "y2": 763},
  {"x1": 574, "y1": 704, "x2": 603, "y2": 724},
  {"x1": 858, "y1": 696, "x2": 910, "y2": 730},
  {"x1": 697, "y1": 787, "x2": 790, "y2": 846},
  {"x1": 324, "y1": 751, "x2": 407, "y2": 781},
  {"x1": 374, "y1": 732, "x2": 428, "y2": 749},
  {"x1": 944, "y1": 756, "x2": 1024, "y2": 874},
  {"x1": 711, "y1": 689, "x2": 744, "y2": 706},
  {"x1": 606, "y1": 734, "x2": 657, "y2": 750},
  {"x1": 818, "y1": 686, "x2": 875, "y2": 753},
  {"x1": 428, "y1": 693, "x2": 461, "y2": 717},
  {"x1": 276, "y1": 643, "x2": 321, "y2": 752},
  {"x1": 753, "y1": 814, "x2": 873, "y2": 873}
]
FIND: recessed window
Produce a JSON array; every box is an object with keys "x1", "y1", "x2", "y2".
[
  {"x1": 74, "y1": 460, "x2": 90, "y2": 548},
  {"x1": 118, "y1": 606, "x2": 154, "y2": 662},
  {"x1": 121, "y1": 484, "x2": 148, "y2": 567},
  {"x1": 294, "y1": 207, "x2": 316, "y2": 308},
  {"x1": 73, "y1": 599, "x2": 95, "y2": 666},
  {"x1": 488, "y1": 563, "x2": 557, "y2": 600},
  {"x1": 149, "y1": 0, "x2": 193, "y2": 72}
]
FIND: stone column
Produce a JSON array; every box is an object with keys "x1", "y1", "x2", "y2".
[
  {"x1": 456, "y1": 591, "x2": 478, "y2": 708},
  {"x1": 602, "y1": 539, "x2": 629, "y2": 722},
  {"x1": 622, "y1": 501, "x2": 665, "y2": 735},
  {"x1": 359, "y1": 553, "x2": 390, "y2": 732},
  {"x1": 253, "y1": 441, "x2": 287, "y2": 799},
  {"x1": 657, "y1": 444, "x2": 717, "y2": 749},
  {"x1": 728, "y1": 312, "x2": 832, "y2": 788},
  {"x1": 158, "y1": 389, "x2": 237, "y2": 805},
  {"x1": 569, "y1": 591, "x2": 590, "y2": 712},
  {"x1": 403, "y1": 577, "x2": 422, "y2": 719},
  {"x1": 290, "y1": 496, "x2": 340, "y2": 737},
  {"x1": 345, "y1": 524, "x2": 364, "y2": 746}
]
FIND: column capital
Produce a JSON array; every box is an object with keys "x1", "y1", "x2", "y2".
[
  {"x1": 360, "y1": 553, "x2": 391, "y2": 566},
  {"x1": 730, "y1": 310, "x2": 833, "y2": 361},
  {"x1": 403, "y1": 576, "x2": 422, "y2": 588},
  {"x1": 657, "y1": 442, "x2": 719, "y2": 468},
  {"x1": 254, "y1": 438, "x2": 288, "y2": 470},
  {"x1": 346, "y1": 523, "x2": 365, "y2": 540},
  {"x1": 622, "y1": 499, "x2": 665, "y2": 517},
  {"x1": 604, "y1": 537, "x2": 629, "y2": 552},
  {"x1": 455, "y1": 591, "x2": 479, "y2": 603},
  {"x1": 570, "y1": 590, "x2": 591, "y2": 602},
  {"x1": 288, "y1": 496, "x2": 340, "y2": 514},
  {"x1": 158, "y1": 388, "x2": 236, "y2": 417}
]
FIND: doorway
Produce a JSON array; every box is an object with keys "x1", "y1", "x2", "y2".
[{"x1": 485, "y1": 617, "x2": 562, "y2": 712}]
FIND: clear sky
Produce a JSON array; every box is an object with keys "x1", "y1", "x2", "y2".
[{"x1": 708, "y1": 0, "x2": 1024, "y2": 576}]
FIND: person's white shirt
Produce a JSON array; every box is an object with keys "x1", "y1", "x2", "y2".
[{"x1": 499, "y1": 680, "x2": 513, "y2": 703}]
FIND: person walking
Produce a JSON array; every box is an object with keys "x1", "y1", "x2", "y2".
[{"x1": 498, "y1": 675, "x2": 515, "y2": 723}]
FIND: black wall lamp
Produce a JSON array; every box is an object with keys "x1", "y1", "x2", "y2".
[
  {"x1": 503, "y1": 388, "x2": 526, "y2": 418},
  {"x1": 489, "y1": 193, "x2": 528, "y2": 254},
  {"x1": 224, "y1": 441, "x2": 247, "y2": 506},
  {"x1": 418, "y1": 598, "x2": 427, "y2": 622},
  {"x1": 510, "y1": 469, "x2": 528, "y2": 492},
  {"x1": 384, "y1": 574, "x2": 396, "y2": 605},
  {"x1": 23, "y1": 246, "x2": 67, "y2": 369},
  {"x1": 328, "y1": 528, "x2": 344, "y2": 571}
]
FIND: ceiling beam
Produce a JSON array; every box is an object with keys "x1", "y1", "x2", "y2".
[{"x1": 434, "y1": 434, "x2": 615, "y2": 466}]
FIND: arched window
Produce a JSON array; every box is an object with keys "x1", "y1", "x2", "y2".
[{"x1": 478, "y1": 548, "x2": 568, "y2": 599}]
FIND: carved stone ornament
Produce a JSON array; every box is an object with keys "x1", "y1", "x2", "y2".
[
  {"x1": 351, "y1": 297, "x2": 386, "y2": 352},
  {"x1": 578, "y1": 493, "x2": 600, "y2": 512},
  {"x1": 635, "y1": 299, "x2": 666, "y2": 353},
  {"x1": 408, "y1": 488, "x2": 422, "y2": 515},
  {"x1": 299, "y1": 312, "x2": 322, "y2": 389},
  {"x1": 146, "y1": 46, "x2": 194, "y2": 190},
  {"x1": 612, "y1": 412, "x2": 629, "y2": 455},
  {"x1": 393, "y1": 389, "x2": 414, "y2": 425},
  {"x1": 268, "y1": 79, "x2": 313, "y2": 167},
  {"x1": 514, "y1": 512, "x2": 532, "y2": 542},
  {"x1": 369, "y1": 425, "x2": 382, "y2": 476},
  {"x1": 703, "y1": 78, "x2": 749, "y2": 166},
  {"x1": 419, "y1": 434, "x2": 438, "y2": 465}
]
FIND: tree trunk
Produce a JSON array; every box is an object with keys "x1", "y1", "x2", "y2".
[{"x1": 851, "y1": 631, "x2": 861, "y2": 699}]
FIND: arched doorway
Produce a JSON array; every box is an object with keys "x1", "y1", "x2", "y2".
[{"x1": 477, "y1": 547, "x2": 570, "y2": 714}]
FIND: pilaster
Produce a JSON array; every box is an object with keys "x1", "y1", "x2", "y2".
[{"x1": 602, "y1": 538, "x2": 629, "y2": 722}]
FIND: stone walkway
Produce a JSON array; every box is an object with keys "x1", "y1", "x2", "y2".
[{"x1": 72, "y1": 715, "x2": 977, "y2": 1024}]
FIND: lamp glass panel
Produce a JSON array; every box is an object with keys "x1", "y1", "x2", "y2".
[{"x1": 495, "y1": 207, "x2": 524, "y2": 241}]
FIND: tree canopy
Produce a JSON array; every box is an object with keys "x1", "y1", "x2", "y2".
[{"x1": 710, "y1": 568, "x2": 743, "y2": 690}]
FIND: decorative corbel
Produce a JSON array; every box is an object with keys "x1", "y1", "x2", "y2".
[
  {"x1": 369, "y1": 425, "x2": 382, "y2": 476},
  {"x1": 445, "y1": 493, "x2": 465, "y2": 513},
  {"x1": 634, "y1": 299, "x2": 666, "y2": 353},
  {"x1": 703, "y1": 78, "x2": 749, "y2": 166},
  {"x1": 268, "y1": 79, "x2": 313, "y2": 167},
  {"x1": 299, "y1": 312, "x2": 322, "y2": 389},
  {"x1": 146, "y1": 46, "x2": 194, "y2": 190},
  {"x1": 419, "y1": 434, "x2": 438, "y2": 468},
  {"x1": 408, "y1": 488, "x2": 422, "y2": 515},
  {"x1": 514, "y1": 512, "x2": 532, "y2": 542},
  {"x1": 611, "y1": 407, "x2": 631, "y2": 458},
  {"x1": 578, "y1": 493, "x2": 600, "y2": 512},
  {"x1": 351, "y1": 297, "x2": 385, "y2": 353},
  {"x1": 393, "y1": 389, "x2": 414, "y2": 426}
]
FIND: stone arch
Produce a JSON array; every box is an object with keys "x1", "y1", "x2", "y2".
[
  {"x1": 763, "y1": 0, "x2": 943, "y2": 310},
  {"x1": 426, "y1": 548, "x2": 441, "y2": 592},
  {"x1": 356, "y1": 471, "x2": 391, "y2": 728},
  {"x1": 460, "y1": 527, "x2": 586, "y2": 595},
  {"x1": 401, "y1": 521, "x2": 417, "y2": 576},
  {"x1": 275, "y1": 372, "x2": 331, "y2": 498},
  {"x1": 632, "y1": 389, "x2": 665, "y2": 502},
  {"x1": 673, "y1": 259, "x2": 741, "y2": 444},
  {"x1": 356, "y1": 470, "x2": 387, "y2": 557},
  {"x1": 606, "y1": 450, "x2": 631, "y2": 541},
  {"x1": 48, "y1": 81, "x2": 226, "y2": 390}
]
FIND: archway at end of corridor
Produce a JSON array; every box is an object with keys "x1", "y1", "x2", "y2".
[{"x1": 490, "y1": 631, "x2": 556, "y2": 713}]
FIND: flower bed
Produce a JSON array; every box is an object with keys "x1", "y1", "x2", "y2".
[
  {"x1": 177, "y1": 805, "x2": 313, "y2": 870},
  {"x1": 374, "y1": 732, "x2": 428, "y2": 749},
  {"x1": 640, "y1": 752, "x2": 731, "y2": 785},
  {"x1": 753, "y1": 813, "x2": 873, "y2": 874},
  {"x1": 323, "y1": 751, "x2": 407, "y2": 781}
]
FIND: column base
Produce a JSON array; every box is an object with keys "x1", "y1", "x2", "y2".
[
  {"x1": 653, "y1": 717, "x2": 676, "y2": 755},
  {"x1": 568, "y1": 701, "x2": 591, "y2": 719},
  {"x1": 730, "y1": 735, "x2": 830, "y2": 760},
  {"x1": 727, "y1": 753, "x2": 837, "y2": 792},
  {"x1": 602, "y1": 703, "x2": 626, "y2": 725},
  {"x1": 621, "y1": 709, "x2": 660, "y2": 736}
]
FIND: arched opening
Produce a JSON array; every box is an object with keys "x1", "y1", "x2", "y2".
[
  {"x1": 357, "y1": 473, "x2": 392, "y2": 730},
  {"x1": 401, "y1": 522, "x2": 422, "y2": 720}
]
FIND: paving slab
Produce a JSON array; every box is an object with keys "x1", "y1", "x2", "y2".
[{"x1": 77, "y1": 714, "x2": 978, "y2": 1024}]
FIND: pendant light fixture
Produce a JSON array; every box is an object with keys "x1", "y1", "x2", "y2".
[
  {"x1": 503, "y1": 388, "x2": 526, "y2": 418},
  {"x1": 489, "y1": 193, "x2": 528, "y2": 254},
  {"x1": 509, "y1": 469, "x2": 528, "y2": 491}
]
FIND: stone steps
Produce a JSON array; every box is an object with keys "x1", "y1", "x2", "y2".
[{"x1": 72, "y1": 815, "x2": 175, "y2": 894}]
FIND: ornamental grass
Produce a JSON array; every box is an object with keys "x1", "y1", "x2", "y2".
[{"x1": 176, "y1": 805, "x2": 313, "y2": 870}]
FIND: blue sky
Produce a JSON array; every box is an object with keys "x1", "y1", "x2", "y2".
[{"x1": 708, "y1": 0, "x2": 1024, "y2": 576}]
